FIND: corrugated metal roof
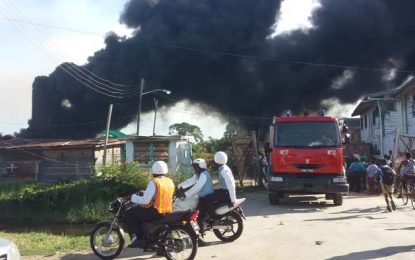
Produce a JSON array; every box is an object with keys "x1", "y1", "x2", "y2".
[
  {"x1": 352, "y1": 77, "x2": 415, "y2": 116},
  {"x1": 0, "y1": 138, "x2": 125, "y2": 150}
]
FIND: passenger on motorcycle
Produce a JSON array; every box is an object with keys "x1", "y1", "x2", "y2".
[
  {"x1": 203, "y1": 151, "x2": 237, "y2": 219},
  {"x1": 124, "y1": 161, "x2": 175, "y2": 248},
  {"x1": 178, "y1": 158, "x2": 214, "y2": 242}
]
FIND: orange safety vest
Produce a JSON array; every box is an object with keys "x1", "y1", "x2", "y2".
[{"x1": 152, "y1": 177, "x2": 175, "y2": 214}]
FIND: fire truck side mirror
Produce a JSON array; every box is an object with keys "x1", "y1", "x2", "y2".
[{"x1": 269, "y1": 125, "x2": 275, "y2": 148}]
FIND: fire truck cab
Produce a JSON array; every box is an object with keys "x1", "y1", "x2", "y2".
[{"x1": 267, "y1": 114, "x2": 349, "y2": 205}]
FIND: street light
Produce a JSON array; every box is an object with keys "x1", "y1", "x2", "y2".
[
  {"x1": 136, "y1": 78, "x2": 171, "y2": 136},
  {"x1": 143, "y1": 89, "x2": 171, "y2": 95}
]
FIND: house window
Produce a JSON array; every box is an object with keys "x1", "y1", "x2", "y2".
[
  {"x1": 372, "y1": 107, "x2": 379, "y2": 125},
  {"x1": 412, "y1": 95, "x2": 415, "y2": 117},
  {"x1": 384, "y1": 101, "x2": 396, "y2": 112},
  {"x1": 364, "y1": 115, "x2": 368, "y2": 129},
  {"x1": 360, "y1": 117, "x2": 363, "y2": 129}
]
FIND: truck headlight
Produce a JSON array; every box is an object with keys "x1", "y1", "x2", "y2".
[{"x1": 333, "y1": 176, "x2": 346, "y2": 183}]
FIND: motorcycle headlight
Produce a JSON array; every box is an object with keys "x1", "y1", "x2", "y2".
[{"x1": 108, "y1": 202, "x2": 116, "y2": 212}]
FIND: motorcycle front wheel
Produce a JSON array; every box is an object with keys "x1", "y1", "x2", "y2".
[
  {"x1": 162, "y1": 226, "x2": 198, "y2": 260},
  {"x1": 213, "y1": 210, "x2": 243, "y2": 242},
  {"x1": 90, "y1": 222, "x2": 124, "y2": 259}
]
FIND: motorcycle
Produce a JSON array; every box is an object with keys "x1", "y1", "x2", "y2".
[
  {"x1": 90, "y1": 197, "x2": 200, "y2": 260},
  {"x1": 173, "y1": 190, "x2": 246, "y2": 242}
]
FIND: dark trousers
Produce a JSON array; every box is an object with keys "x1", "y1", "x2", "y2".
[
  {"x1": 204, "y1": 189, "x2": 231, "y2": 218},
  {"x1": 348, "y1": 171, "x2": 366, "y2": 192},
  {"x1": 197, "y1": 189, "x2": 230, "y2": 235},
  {"x1": 124, "y1": 205, "x2": 161, "y2": 239}
]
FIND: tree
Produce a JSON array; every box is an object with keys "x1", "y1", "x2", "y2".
[{"x1": 168, "y1": 122, "x2": 204, "y2": 142}]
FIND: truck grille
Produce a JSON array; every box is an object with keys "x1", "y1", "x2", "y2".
[{"x1": 292, "y1": 163, "x2": 324, "y2": 170}]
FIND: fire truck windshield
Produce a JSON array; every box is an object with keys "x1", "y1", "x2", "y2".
[{"x1": 275, "y1": 121, "x2": 340, "y2": 148}]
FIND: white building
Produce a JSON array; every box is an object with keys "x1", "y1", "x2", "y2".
[{"x1": 352, "y1": 77, "x2": 415, "y2": 156}]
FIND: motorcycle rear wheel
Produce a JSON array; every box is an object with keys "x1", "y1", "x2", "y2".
[
  {"x1": 162, "y1": 226, "x2": 198, "y2": 260},
  {"x1": 90, "y1": 222, "x2": 124, "y2": 259},
  {"x1": 213, "y1": 211, "x2": 243, "y2": 242}
]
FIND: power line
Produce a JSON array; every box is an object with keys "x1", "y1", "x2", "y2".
[
  {"x1": 0, "y1": 1, "x2": 142, "y2": 97},
  {"x1": 2, "y1": 0, "x2": 139, "y2": 91},
  {"x1": 2, "y1": 1, "x2": 141, "y2": 93},
  {"x1": 154, "y1": 42, "x2": 415, "y2": 74},
  {"x1": 2, "y1": 4, "x2": 414, "y2": 75},
  {"x1": 0, "y1": 16, "x2": 103, "y2": 36}
]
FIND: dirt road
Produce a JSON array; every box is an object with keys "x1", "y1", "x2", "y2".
[{"x1": 25, "y1": 192, "x2": 415, "y2": 260}]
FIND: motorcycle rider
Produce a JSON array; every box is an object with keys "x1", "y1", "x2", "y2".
[
  {"x1": 124, "y1": 161, "x2": 175, "y2": 248},
  {"x1": 203, "y1": 151, "x2": 237, "y2": 218},
  {"x1": 178, "y1": 158, "x2": 214, "y2": 244}
]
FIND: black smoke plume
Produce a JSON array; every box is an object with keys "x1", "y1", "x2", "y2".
[{"x1": 24, "y1": 0, "x2": 415, "y2": 138}]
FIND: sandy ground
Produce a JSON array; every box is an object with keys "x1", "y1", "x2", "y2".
[{"x1": 24, "y1": 192, "x2": 415, "y2": 260}]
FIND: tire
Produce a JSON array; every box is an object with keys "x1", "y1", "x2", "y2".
[
  {"x1": 162, "y1": 226, "x2": 197, "y2": 260},
  {"x1": 213, "y1": 211, "x2": 244, "y2": 242},
  {"x1": 268, "y1": 192, "x2": 279, "y2": 205},
  {"x1": 410, "y1": 186, "x2": 415, "y2": 210},
  {"x1": 90, "y1": 222, "x2": 124, "y2": 259},
  {"x1": 257, "y1": 168, "x2": 268, "y2": 189},
  {"x1": 333, "y1": 194, "x2": 343, "y2": 206}
]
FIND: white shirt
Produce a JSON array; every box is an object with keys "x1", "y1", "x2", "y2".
[
  {"x1": 178, "y1": 173, "x2": 207, "y2": 198},
  {"x1": 219, "y1": 165, "x2": 237, "y2": 203},
  {"x1": 366, "y1": 164, "x2": 379, "y2": 178},
  {"x1": 131, "y1": 181, "x2": 156, "y2": 206}
]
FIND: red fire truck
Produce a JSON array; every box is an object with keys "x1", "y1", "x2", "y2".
[{"x1": 267, "y1": 114, "x2": 349, "y2": 205}]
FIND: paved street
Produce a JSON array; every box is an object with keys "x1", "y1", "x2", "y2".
[{"x1": 26, "y1": 192, "x2": 415, "y2": 260}]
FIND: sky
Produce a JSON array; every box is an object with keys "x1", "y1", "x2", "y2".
[{"x1": 0, "y1": 0, "x2": 351, "y2": 139}]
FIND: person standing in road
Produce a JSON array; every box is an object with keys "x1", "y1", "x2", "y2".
[
  {"x1": 348, "y1": 155, "x2": 365, "y2": 192},
  {"x1": 378, "y1": 159, "x2": 397, "y2": 212},
  {"x1": 366, "y1": 160, "x2": 379, "y2": 194}
]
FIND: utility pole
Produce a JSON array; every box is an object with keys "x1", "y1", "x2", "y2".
[
  {"x1": 136, "y1": 77, "x2": 144, "y2": 136},
  {"x1": 103, "y1": 103, "x2": 113, "y2": 166},
  {"x1": 153, "y1": 98, "x2": 159, "y2": 135}
]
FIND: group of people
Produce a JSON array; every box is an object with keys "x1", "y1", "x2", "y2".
[
  {"x1": 124, "y1": 151, "x2": 237, "y2": 248},
  {"x1": 346, "y1": 152, "x2": 415, "y2": 212}
]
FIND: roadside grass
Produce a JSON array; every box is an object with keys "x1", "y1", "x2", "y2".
[
  {"x1": 0, "y1": 230, "x2": 89, "y2": 256},
  {"x1": 0, "y1": 181, "x2": 41, "y2": 200}
]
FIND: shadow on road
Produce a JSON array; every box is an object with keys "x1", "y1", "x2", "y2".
[
  {"x1": 304, "y1": 206, "x2": 387, "y2": 222},
  {"x1": 242, "y1": 193, "x2": 336, "y2": 217},
  {"x1": 385, "y1": 226, "x2": 415, "y2": 231},
  {"x1": 60, "y1": 248, "x2": 162, "y2": 260},
  {"x1": 325, "y1": 245, "x2": 415, "y2": 260}
]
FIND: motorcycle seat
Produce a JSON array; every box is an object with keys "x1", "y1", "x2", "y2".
[
  {"x1": 150, "y1": 211, "x2": 189, "y2": 225},
  {"x1": 215, "y1": 198, "x2": 246, "y2": 215}
]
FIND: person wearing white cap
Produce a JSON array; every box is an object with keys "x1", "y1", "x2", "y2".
[
  {"x1": 124, "y1": 161, "x2": 175, "y2": 248},
  {"x1": 203, "y1": 151, "x2": 236, "y2": 218},
  {"x1": 178, "y1": 158, "x2": 214, "y2": 245}
]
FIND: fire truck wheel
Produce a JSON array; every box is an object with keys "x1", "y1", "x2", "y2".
[
  {"x1": 333, "y1": 194, "x2": 343, "y2": 206},
  {"x1": 268, "y1": 192, "x2": 279, "y2": 205}
]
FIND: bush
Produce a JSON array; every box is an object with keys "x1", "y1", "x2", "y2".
[{"x1": 0, "y1": 162, "x2": 151, "y2": 224}]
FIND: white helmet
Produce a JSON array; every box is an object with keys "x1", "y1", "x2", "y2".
[
  {"x1": 192, "y1": 158, "x2": 207, "y2": 169},
  {"x1": 214, "y1": 151, "x2": 228, "y2": 165},
  {"x1": 152, "y1": 161, "x2": 168, "y2": 175}
]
